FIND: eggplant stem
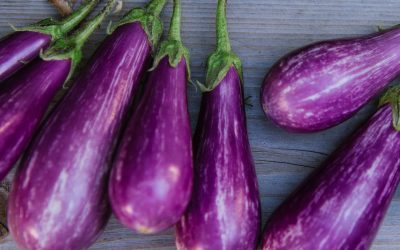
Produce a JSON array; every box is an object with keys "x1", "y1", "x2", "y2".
[
  {"x1": 146, "y1": 0, "x2": 167, "y2": 17},
  {"x1": 58, "y1": 0, "x2": 100, "y2": 35},
  {"x1": 216, "y1": 0, "x2": 231, "y2": 52},
  {"x1": 168, "y1": 0, "x2": 182, "y2": 42},
  {"x1": 16, "y1": 0, "x2": 98, "y2": 40},
  {"x1": 379, "y1": 86, "x2": 400, "y2": 131},
  {"x1": 150, "y1": 0, "x2": 190, "y2": 76},
  {"x1": 72, "y1": 0, "x2": 116, "y2": 48},
  {"x1": 41, "y1": 0, "x2": 115, "y2": 84}
]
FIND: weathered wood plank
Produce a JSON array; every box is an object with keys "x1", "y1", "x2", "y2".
[{"x1": 0, "y1": 0, "x2": 399, "y2": 249}]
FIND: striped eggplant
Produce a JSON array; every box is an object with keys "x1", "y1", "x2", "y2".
[
  {"x1": 6, "y1": 1, "x2": 138, "y2": 249},
  {"x1": 108, "y1": 0, "x2": 193, "y2": 234},
  {"x1": 176, "y1": 1, "x2": 261, "y2": 249},
  {"x1": 261, "y1": 27, "x2": 400, "y2": 132},
  {"x1": 0, "y1": 0, "x2": 98, "y2": 82},
  {"x1": 260, "y1": 87, "x2": 400, "y2": 250},
  {"x1": 0, "y1": 0, "x2": 108, "y2": 182},
  {"x1": 0, "y1": 59, "x2": 70, "y2": 181}
]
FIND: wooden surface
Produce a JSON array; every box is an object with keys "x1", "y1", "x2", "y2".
[{"x1": 1, "y1": 0, "x2": 400, "y2": 249}]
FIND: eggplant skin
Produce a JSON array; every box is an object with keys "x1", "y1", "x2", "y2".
[
  {"x1": 261, "y1": 28, "x2": 400, "y2": 132},
  {"x1": 8, "y1": 22, "x2": 151, "y2": 250},
  {"x1": 176, "y1": 67, "x2": 261, "y2": 250},
  {"x1": 261, "y1": 104, "x2": 400, "y2": 250},
  {"x1": 109, "y1": 57, "x2": 193, "y2": 234},
  {"x1": 0, "y1": 58, "x2": 71, "y2": 181},
  {"x1": 0, "y1": 31, "x2": 51, "y2": 82}
]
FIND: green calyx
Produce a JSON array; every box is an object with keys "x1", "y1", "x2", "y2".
[
  {"x1": 107, "y1": 0, "x2": 167, "y2": 49},
  {"x1": 15, "y1": 0, "x2": 99, "y2": 41},
  {"x1": 40, "y1": 37, "x2": 83, "y2": 83},
  {"x1": 198, "y1": 50, "x2": 242, "y2": 92},
  {"x1": 379, "y1": 86, "x2": 400, "y2": 131},
  {"x1": 151, "y1": 0, "x2": 190, "y2": 77},
  {"x1": 41, "y1": 0, "x2": 116, "y2": 83},
  {"x1": 197, "y1": 0, "x2": 243, "y2": 92},
  {"x1": 151, "y1": 40, "x2": 190, "y2": 77}
]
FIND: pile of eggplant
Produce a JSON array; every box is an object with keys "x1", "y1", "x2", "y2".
[
  {"x1": 0, "y1": 0, "x2": 399, "y2": 249},
  {"x1": 259, "y1": 9, "x2": 400, "y2": 250}
]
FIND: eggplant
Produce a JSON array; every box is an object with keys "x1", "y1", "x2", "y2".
[
  {"x1": 176, "y1": 1, "x2": 261, "y2": 249},
  {"x1": 0, "y1": 0, "x2": 110, "y2": 182},
  {"x1": 260, "y1": 87, "x2": 400, "y2": 250},
  {"x1": 0, "y1": 0, "x2": 98, "y2": 83},
  {"x1": 261, "y1": 27, "x2": 400, "y2": 132},
  {"x1": 0, "y1": 59, "x2": 70, "y2": 181},
  {"x1": 7, "y1": 0, "x2": 136, "y2": 249},
  {"x1": 108, "y1": 0, "x2": 193, "y2": 234}
]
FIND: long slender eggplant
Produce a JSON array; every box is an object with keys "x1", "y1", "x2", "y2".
[
  {"x1": 260, "y1": 87, "x2": 400, "y2": 250},
  {"x1": 261, "y1": 27, "x2": 400, "y2": 132},
  {"x1": 7, "y1": 1, "x2": 129, "y2": 249},
  {"x1": 0, "y1": 0, "x2": 98, "y2": 82},
  {"x1": 108, "y1": 0, "x2": 193, "y2": 234},
  {"x1": 0, "y1": 0, "x2": 108, "y2": 182},
  {"x1": 176, "y1": 1, "x2": 261, "y2": 249}
]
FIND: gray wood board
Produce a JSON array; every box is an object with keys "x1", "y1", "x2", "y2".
[{"x1": 0, "y1": 0, "x2": 399, "y2": 249}]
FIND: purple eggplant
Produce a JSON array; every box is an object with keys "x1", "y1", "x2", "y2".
[
  {"x1": 261, "y1": 27, "x2": 400, "y2": 132},
  {"x1": 260, "y1": 87, "x2": 400, "y2": 250},
  {"x1": 108, "y1": 0, "x2": 193, "y2": 234},
  {"x1": 7, "y1": 1, "x2": 134, "y2": 249},
  {"x1": 0, "y1": 59, "x2": 70, "y2": 181},
  {"x1": 0, "y1": 32, "x2": 51, "y2": 82},
  {"x1": 0, "y1": 0, "x2": 98, "y2": 83},
  {"x1": 176, "y1": 1, "x2": 261, "y2": 249},
  {"x1": 0, "y1": 0, "x2": 110, "y2": 182}
]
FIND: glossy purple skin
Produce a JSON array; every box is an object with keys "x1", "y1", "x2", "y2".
[
  {"x1": 0, "y1": 58, "x2": 71, "y2": 181},
  {"x1": 0, "y1": 31, "x2": 52, "y2": 82},
  {"x1": 109, "y1": 57, "x2": 193, "y2": 234},
  {"x1": 8, "y1": 22, "x2": 151, "y2": 250},
  {"x1": 176, "y1": 67, "x2": 261, "y2": 250},
  {"x1": 261, "y1": 28, "x2": 400, "y2": 132},
  {"x1": 261, "y1": 104, "x2": 400, "y2": 250}
]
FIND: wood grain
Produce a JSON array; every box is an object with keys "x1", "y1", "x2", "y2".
[{"x1": 0, "y1": 0, "x2": 400, "y2": 249}]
